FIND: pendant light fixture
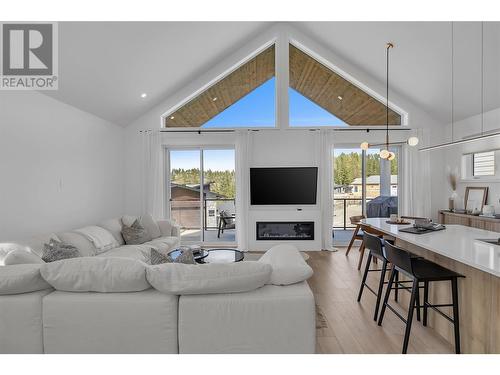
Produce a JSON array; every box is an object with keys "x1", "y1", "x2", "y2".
[{"x1": 360, "y1": 43, "x2": 419, "y2": 156}]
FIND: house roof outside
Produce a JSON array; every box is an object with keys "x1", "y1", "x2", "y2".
[
  {"x1": 171, "y1": 182, "x2": 225, "y2": 199},
  {"x1": 351, "y1": 175, "x2": 398, "y2": 185}
]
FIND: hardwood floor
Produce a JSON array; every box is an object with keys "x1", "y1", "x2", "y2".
[{"x1": 306, "y1": 248, "x2": 454, "y2": 354}]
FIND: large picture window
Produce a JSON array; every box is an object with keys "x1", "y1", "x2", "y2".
[
  {"x1": 164, "y1": 45, "x2": 276, "y2": 129},
  {"x1": 289, "y1": 44, "x2": 402, "y2": 127}
]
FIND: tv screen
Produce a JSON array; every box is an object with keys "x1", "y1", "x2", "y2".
[{"x1": 250, "y1": 167, "x2": 318, "y2": 205}]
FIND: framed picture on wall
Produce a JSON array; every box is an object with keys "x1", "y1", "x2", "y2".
[{"x1": 464, "y1": 187, "x2": 488, "y2": 212}]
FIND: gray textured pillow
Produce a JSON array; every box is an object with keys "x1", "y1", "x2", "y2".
[
  {"x1": 121, "y1": 219, "x2": 151, "y2": 245},
  {"x1": 142, "y1": 248, "x2": 195, "y2": 265},
  {"x1": 41, "y1": 239, "x2": 81, "y2": 263}
]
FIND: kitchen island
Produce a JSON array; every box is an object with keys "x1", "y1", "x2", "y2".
[{"x1": 361, "y1": 218, "x2": 500, "y2": 353}]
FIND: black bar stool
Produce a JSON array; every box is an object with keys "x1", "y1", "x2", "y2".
[
  {"x1": 357, "y1": 232, "x2": 419, "y2": 321},
  {"x1": 377, "y1": 241, "x2": 465, "y2": 354}
]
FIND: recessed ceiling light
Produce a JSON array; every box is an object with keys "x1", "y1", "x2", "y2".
[
  {"x1": 140, "y1": 93, "x2": 147, "y2": 98},
  {"x1": 337, "y1": 95, "x2": 343, "y2": 100},
  {"x1": 170, "y1": 116, "x2": 175, "y2": 120},
  {"x1": 212, "y1": 97, "x2": 218, "y2": 102}
]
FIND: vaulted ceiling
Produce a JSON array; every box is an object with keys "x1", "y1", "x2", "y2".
[{"x1": 42, "y1": 21, "x2": 500, "y2": 126}]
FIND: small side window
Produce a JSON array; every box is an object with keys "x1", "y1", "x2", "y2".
[{"x1": 473, "y1": 151, "x2": 495, "y2": 176}]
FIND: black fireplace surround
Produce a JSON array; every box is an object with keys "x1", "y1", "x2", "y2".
[{"x1": 256, "y1": 221, "x2": 314, "y2": 241}]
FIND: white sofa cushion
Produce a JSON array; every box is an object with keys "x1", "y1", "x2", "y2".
[
  {"x1": 56, "y1": 232, "x2": 96, "y2": 257},
  {"x1": 0, "y1": 289, "x2": 53, "y2": 353},
  {"x1": 43, "y1": 289, "x2": 178, "y2": 353},
  {"x1": 259, "y1": 244, "x2": 313, "y2": 285},
  {"x1": 0, "y1": 264, "x2": 51, "y2": 295},
  {"x1": 143, "y1": 236, "x2": 180, "y2": 253},
  {"x1": 3, "y1": 250, "x2": 45, "y2": 265},
  {"x1": 178, "y1": 281, "x2": 315, "y2": 354},
  {"x1": 96, "y1": 245, "x2": 151, "y2": 261},
  {"x1": 147, "y1": 261, "x2": 272, "y2": 295},
  {"x1": 40, "y1": 257, "x2": 150, "y2": 292},
  {"x1": 97, "y1": 218, "x2": 125, "y2": 246}
]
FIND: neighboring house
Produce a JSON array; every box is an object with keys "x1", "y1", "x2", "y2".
[
  {"x1": 170, "y1": 182, "x2": 231, "y2": 229},
  {"x1": 351, "y1": 175, "x2": 398, "y2": 197}
]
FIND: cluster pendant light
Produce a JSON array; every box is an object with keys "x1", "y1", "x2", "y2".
[{"x1": 360, "y1": 43, "x2": 418, "y2": 158}]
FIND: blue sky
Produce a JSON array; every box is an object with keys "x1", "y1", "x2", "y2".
[
  {"x1": 202, "y1": 77, "x2": 346, "y2": 128},
  {"x1": 170, "y1": 149, "x2": 235, "y2": 171}
]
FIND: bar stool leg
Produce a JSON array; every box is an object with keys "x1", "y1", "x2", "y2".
[
  {"x1": 402, "y1": 279, "x2": 418, "y2": 354},
  {"x1": 357, "y1": 252, "x2": 372, "y2": 302},
  {"x1": 451, "y1": 277, "x2": 461, "y2": 354},
  {"x1": 357, "y1": 241, "x2": 366, "y2": 270},
  {"x1": 415, "y1": 282, "x2": 421, "y2": 322},
  {"x1": 423, "y1": 281, "x2": 429, "y2": 326},
  {"x1": 377, "y1": 268, "x2": 397, "y2": 326},
  {"x1": 373, "y1": 258, "x2": 388, "y2": 321},
  {"x1": 394, "y1": 269, "x2": 399, "y2": 302}
]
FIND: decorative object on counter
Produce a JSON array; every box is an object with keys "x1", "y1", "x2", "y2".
[
  {"x1": 447, "y1": 172, "x2": 458, "y2": 211},
  {"x1": 464, "y1": 186, "x2": 488, "y2": 213},
  {"x1": 386, "y1": 214, "x2": 410, "y2": 225},
  {"x1": 481, "y1": 205, "x2": 495, "y2": 217}
]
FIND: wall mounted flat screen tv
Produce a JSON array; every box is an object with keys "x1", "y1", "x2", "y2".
[{"x1": 250, "y1": 167, "x2": 318, "y2": 205}]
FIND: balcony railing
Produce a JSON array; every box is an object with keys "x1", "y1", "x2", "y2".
[{"x1": 333, "y1": 198, "x2": 372, "y2": 230}]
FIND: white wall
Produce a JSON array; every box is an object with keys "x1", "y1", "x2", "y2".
[
  {"x1": 428, "y1": 107, "x2": 500, "y2": 217},
  {"x1": 0, "y1": 91, "x2": 125, "y2": 241}
]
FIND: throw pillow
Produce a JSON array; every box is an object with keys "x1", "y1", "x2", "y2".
[
  {"x1": 121, "y1": 219, "x2": 152, "y2": 245},
  {"x1": 41, "y1": 239, "x2": 81, "y2": 263},
  {"x1": 142, "y1": 248, "x2": 196, "y2": 265}
]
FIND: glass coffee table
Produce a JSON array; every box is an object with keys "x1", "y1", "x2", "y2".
[
  {"x1": 169, "y1": 247, "x2": 244, "y2": 264},
  {"x1": 201, "y1": 248, "x2": 244, "y2": 264}
]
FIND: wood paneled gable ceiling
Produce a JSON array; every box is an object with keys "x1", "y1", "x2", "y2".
[
  {"x1": 289, "y1": 44, "x2": 401, "y2": 126},
  {"x1": 165, "y1": 45, "x2": 275, "y2": 128},
  {"x1": 164, "y1": 42, "x2": 402, "y2": 128}
]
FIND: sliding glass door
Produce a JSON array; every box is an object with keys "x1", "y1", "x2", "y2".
[
  {"x1": 333, "y1": 145, "x2": 399, "y2": 244},
  {"x1": 167, "y1": 148, "x2": 236, "y2": 245}
]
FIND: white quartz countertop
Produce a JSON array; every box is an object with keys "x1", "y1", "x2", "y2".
[{"x1": 362, "y1": 218, "x2": 500, "y2": 278}]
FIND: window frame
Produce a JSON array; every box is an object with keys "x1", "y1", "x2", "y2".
[{"x1": 472, "y1": 151, "x2": 495, "y2": 177}]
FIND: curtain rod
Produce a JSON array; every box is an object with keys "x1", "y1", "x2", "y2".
[{"x1": 139, "y1": 128, "x2": 412, "y2": 134}]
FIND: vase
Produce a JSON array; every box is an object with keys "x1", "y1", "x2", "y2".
[{"x1": 448, "y1": 191, "x2": 458, "y2": 211}]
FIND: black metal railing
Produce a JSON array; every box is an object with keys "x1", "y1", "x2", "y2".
[{"x1": 333, "y1": 198, "x2": 372, "y2": 230}]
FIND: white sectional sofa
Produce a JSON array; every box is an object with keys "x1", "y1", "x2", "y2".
[{"x1": 0, "y1": 218, "x2": 316, "y2": 354}]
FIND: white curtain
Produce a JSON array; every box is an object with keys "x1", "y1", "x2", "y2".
[
  {"x1": 401, "y1": 128, "x2": 431, "y2": 218},
  {"x1": 235, "y1": 130, "x2": 250, "y2": 251},
  {"x1": 317, "y1": 129, "x2": 334, "y2": 250},
  {"x1": 141, "y1": 130, "x2": 164, "y2": 219}
]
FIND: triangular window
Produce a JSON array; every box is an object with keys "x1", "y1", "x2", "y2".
[
  {"x1": 289, "y1": 44, "x2": 401, "y2": 126},
  {"x1": 289, "y1": 86, "x2": 346, "y2": 126},
  {"x1": 165, "y1": 45, "x2": 275, "y2": 128}
]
